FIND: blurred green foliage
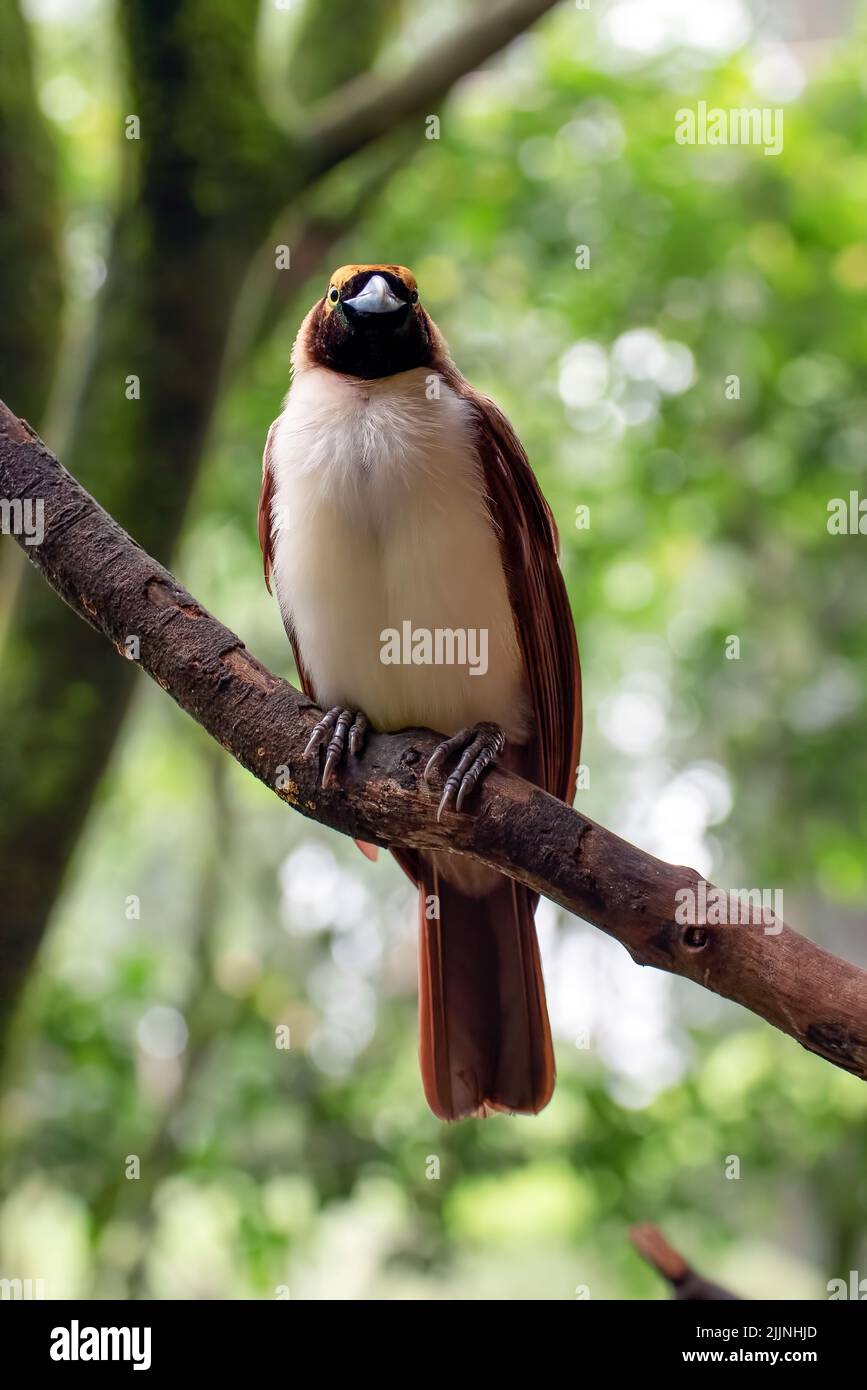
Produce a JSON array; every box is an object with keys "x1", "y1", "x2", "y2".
[{"x1": 1, "y1": 0, "x2": 866, "y2": 1299}]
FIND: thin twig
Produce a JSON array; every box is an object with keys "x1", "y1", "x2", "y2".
[{"x1": 630, "y1": 1225, "x2": 740, "y2": 1301}]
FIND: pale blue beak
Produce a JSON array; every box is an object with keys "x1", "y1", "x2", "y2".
[{"x1": 343, "y1": 274, "x2": 405, "y2": 315}]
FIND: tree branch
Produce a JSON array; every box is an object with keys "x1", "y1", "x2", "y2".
[
  {"x1": 630, "y1": 1225, "x2": 740, "y2": 1301},
  {"x1": 2, "y1": 398, "x2": 866, "y2": 1082},
  {"x1": 296, "y1": 0, "x2": 560, "y2": 183}
]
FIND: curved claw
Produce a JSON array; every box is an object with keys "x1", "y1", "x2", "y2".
[
  {"x1": 305, "y1": 707, "x2": 369, "y2": 788},
  {"x1": 304, "y1": 706, "x2": 340, "y2": 758},
  {"x1": 322, "y1": 709, "x2": 353, "y2": 788},
  {"x1": 424, "y1": 749, "x2": 447, "y2": 785},
  {"x1": 348, "y1": 712, "x2": 368, "y2": 758},
  {"x1": 425, "y1": 723, "x2": 505, "y2": 821},
  {"x1": 455, "y1": 743, "x2": 497, "y2": 813},
  {"x1": 424, "y1": 729, "x2": 470, "y2": 787}
]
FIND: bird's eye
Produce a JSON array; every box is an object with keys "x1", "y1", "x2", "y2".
[
  {"x1": 327, "y1": 286, "x2": 340, "y2": 305},
  {"x1": 410, "y1": 290, "x2": 419, "y2": 303}
]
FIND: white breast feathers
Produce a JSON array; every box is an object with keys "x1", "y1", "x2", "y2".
[{"x1": 268, "y1": 365, "x2": 530, "y2": 743}]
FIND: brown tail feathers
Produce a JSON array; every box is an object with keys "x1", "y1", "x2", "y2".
[{"x1": 417, "y1": 863, "x2": 555, "y2": 1121}]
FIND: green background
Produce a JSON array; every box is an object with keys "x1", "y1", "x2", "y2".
[{"x1": 1, "y1": 0, "x2": 866, "y2": 1299}]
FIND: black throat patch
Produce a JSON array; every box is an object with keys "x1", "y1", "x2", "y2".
[{"x1": 311, "y1": 271, "x2": 434, "y2": 380}]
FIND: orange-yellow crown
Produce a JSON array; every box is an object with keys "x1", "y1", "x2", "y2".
[{"x1": 328, "y1": 263, "x2": 417, "y2": 293}]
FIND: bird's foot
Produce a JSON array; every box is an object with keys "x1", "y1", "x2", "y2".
[
  {"x1": 423, "y1": 722, "x2": 505, "y2": 821},
  {"x1": 304, "y1": 707, "x2": 369, "y2": 788}
]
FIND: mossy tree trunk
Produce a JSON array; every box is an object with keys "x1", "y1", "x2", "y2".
[{"x1": 0, "y1": 0, "x2": 63, "y2": 426}]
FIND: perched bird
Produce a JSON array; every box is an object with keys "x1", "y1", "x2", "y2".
[{"x1": 259, "y1": 264, "x2": 581, "y2": 1120}]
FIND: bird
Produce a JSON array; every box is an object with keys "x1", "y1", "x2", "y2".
[{"x1": 259, "y1": 263, "x2": 582, "y2": 1120}]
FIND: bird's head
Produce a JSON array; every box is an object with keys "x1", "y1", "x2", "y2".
[{"x1": 301, "y1": 264, "x2": 434, "y2": 380}]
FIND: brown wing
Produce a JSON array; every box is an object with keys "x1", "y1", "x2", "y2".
[
  {"x1": 258, "y1": 419, "x2": 315, "y2": 697},
  {"x1": 258, "y1": 422, "x2": 277, "y2": 596},
  {"x1": 442, "y1": 369, "x2": 582, "y2": 804},
  {"x1": 413, "y1": 374, "x2": 574, "y2": 1117}
]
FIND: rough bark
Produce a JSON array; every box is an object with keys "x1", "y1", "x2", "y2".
[{"x1": 3, "y1": 401, "x2": 866, "y2": 1084}]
